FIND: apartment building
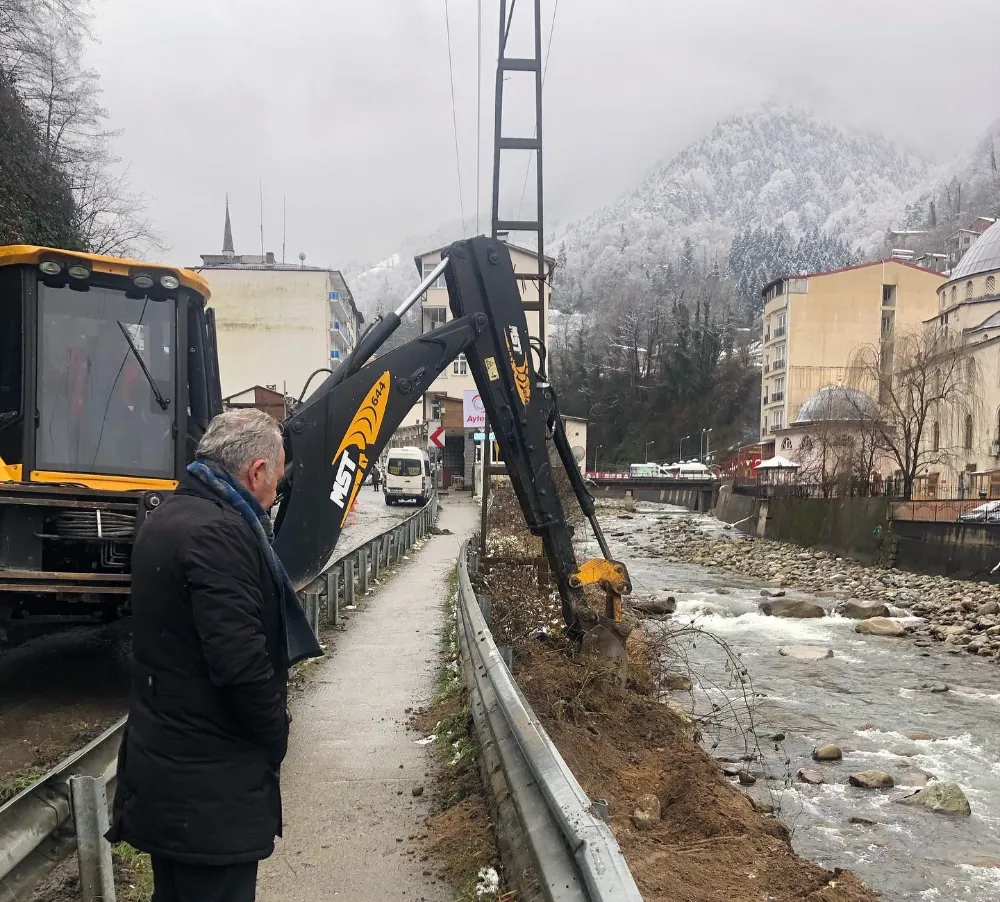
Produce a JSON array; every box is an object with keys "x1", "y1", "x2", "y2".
[
  {"x1": 401, "y1": 241, "x2": 554, "y2": 487},
  {"x1": 195, "y1": 200, "x2": 363, "y2": 401},
  {"x1": 760, "y1": 259, "x2": 944, "y2": 454}
]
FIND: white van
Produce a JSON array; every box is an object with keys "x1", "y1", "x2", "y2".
[{"x1": 383, "y1": 446, "x2": 432, "y2": 506}]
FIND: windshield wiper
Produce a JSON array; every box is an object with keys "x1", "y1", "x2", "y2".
[{"x1": 116, "y1": 320, "x2": 170, "y2": 411}]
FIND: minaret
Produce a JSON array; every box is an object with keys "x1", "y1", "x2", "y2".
[{"x1": 222, "y1": 194, "x2": 235, "y2": 256}]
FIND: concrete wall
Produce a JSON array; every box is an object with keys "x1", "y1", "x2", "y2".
[
  {"x1": 889, "y1": 520, "x2": 1000, "y2": 581},
  {"x1": 714, "y1": 487, "x2": 757, "y2": 532},
  {"x1": 761, "y1": 495, "x2": 890, "y2": 564},
  {"x1": 588, "y1": 481, "x2": 715, "y2": 511},
  {"x1": 206, "y1": 269, "x2": 332, "y2": 401}
]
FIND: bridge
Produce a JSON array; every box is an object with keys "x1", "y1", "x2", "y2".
[{"x1": 585, "y1": 476, "x2": 717, "y2": 512}]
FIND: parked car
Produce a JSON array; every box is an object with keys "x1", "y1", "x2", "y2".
[{"x1": 958, "y1": 500, "x2": 1000, "y2": 522}]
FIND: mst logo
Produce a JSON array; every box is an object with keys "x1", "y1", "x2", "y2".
[{"x1": 329, "y1": 372, "x2": 391, "y2": 524}]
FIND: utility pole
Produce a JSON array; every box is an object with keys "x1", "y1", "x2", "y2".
[{"x1": 481, "y1": 0, "x2": 546, "y2": 561}]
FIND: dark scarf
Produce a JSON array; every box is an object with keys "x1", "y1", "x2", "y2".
[{"x1": 187, "y1": 459, "x2": 323, "y2": 668}]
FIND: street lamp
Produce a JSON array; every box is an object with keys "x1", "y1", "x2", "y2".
[
  {"x1": 701, "y1": 427, "x2": 714, "y2": 462},
  {"x1": 594, "y1": 443, "x2": 603, "y2": 473},
  {"x1": 645, "y1": 440, "x2": 654, "y2": 463},
  {"x1": 679, "y1": 433, "x2": 693, "y2": 461}
]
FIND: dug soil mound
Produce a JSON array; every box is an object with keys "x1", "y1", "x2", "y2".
[{"x1": 516, "y1": 641, "x2": 877, "y2": 902}]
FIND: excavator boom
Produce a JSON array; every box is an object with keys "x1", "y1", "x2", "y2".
[{"x1": 274, "y1": 236, "x2": 628, "y2": 637}]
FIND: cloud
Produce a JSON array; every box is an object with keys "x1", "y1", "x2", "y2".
[{"x1": 86, "y1": 0, "x2": 1000, "y2": 267}]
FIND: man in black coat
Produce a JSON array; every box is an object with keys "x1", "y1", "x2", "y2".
[{"x1": 108, "y1": 409, "x2": 294, "y2": 902}]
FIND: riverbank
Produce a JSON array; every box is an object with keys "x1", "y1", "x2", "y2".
[
  {"x1": 645, "y1": 513, "x2": 1000, "y2": 660},
  {"x1": 476, "y1": 486, "x2": 879, "y2": 902}
]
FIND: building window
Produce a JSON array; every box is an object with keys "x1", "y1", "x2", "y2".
[
  {"x1": 882, "y1": 311, "x2": 895, "y2": 335},
  {"x1": 333, "y1": 320, "x2": 341, "y2": 330},
  {"x1": 328, "y1": 291, "x2": 341, "y2": 301},
  {"x1": 952, "y1": 286, "x2": 958, "y2": 303},
  {"x1": 425, "y1": 306, "x2": 447, "y2": 332},
  {"x1": 762, "y1": 416, "x2": 768, "y2": 436},
  {"x1": 967, "y1": 281, "x2": 974, "y2": 300},
  {"x1": 780, "y1": 437, "x2": 793, "y2": 451},
  {"x1": 774, "y1": 409, "x2": 784, "y2": 430},
  {"x1": 965, "y1": 414, "x2": 974, "y2": 450},
  {"x1": 453, "y1": 353, "x2": 468, "y2": 376},
  {"x1": 330, "y1": 349, "x2": 341, "y2": 360},
  {"x1": 775, "y1": 311, "x2": 786, "y2": 337},
  {"x1": 882, "y1": 284, "x2": 896, "y2": 306},
  {"x1": 988, "y1": 275, "x2": 996, "y2": 295},
  {"x1": 422, "y1": 261, "x2": 445, "y2": 290},
  {"x1": 933, "y1": 421, "x2": 940, "y2": 452}
]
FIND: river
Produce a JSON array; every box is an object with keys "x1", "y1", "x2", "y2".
[{"x1": 581, "y1": 503, "x2": 1000, "y2": 902}]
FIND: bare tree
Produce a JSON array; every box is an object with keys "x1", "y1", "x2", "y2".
[
  {"x1": 848, "y1": 327, "x2": 980, "y2": 498},
  {"x1": 4, "y1": 0, "x2": 161, "y2": 256}
]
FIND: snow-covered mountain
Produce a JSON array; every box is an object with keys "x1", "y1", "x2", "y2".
[
  {"x1": 552, "y1": 106, "x2": 943, "y2": 307},
  {"x1": 347, "y1": 105, "x2": 977, "y2": 317}
]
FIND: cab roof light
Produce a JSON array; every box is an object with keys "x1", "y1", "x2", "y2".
[
  {"x1": 39, "y1": 260, "x2": 63, "y2": 276},
  {"x1": 132, "y1": 273, "x2": 155, "y2": 290},
  {"x1": 159, "y1": 273, "x2": 180, "y2": 290},
  {"x1": 66, "y1": 263, "x2": 91, "y2": 280}
]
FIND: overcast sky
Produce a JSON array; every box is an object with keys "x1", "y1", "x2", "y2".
[{"x1": 87, "y1": 0, "x2": 1000, "y2": 269}]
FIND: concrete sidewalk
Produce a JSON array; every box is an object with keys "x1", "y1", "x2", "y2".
[{"x1": 257, "y1": 495, "x2": 479, "y2": 902}]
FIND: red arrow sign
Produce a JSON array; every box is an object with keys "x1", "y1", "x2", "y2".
[{"x1": 429, "y1": 427, "x2": 446, "y2": 449}]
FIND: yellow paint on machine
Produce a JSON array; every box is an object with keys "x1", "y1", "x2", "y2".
[
  {"x1": 0, "y1": 458, "x2": 22, "y2": 482},
  {"x1": 331, "y1": 371, "x2": 392, "y2": 526},
  {"x1": 505, "y1": 333, "x2": 532, "y2": 406},
  {"x1": 28, "y1": 471, "x2": 178, "y2": 492}
]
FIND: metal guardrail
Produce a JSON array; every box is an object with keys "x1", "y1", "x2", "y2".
[
  {"x1": 0, "y1": 493, "x2": 440, "y2": 902},
  {"x1": 457, "y1": 541, "x2": 643, "y2": 902}
]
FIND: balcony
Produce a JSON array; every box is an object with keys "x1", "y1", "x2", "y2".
[
  {"x1": 762, "y1": 395, "x2": 769, "y2": 405},
  {"x1": 773, "y1": 326, "x2": 786, "y2": 338},
  {"x1": 770, "y1": 391, "x2": 784, "y2": 404},
  {"x1": 764, "y1": 331, "x2": 770, "y2": 343},
  {"x1": 772, "y1": 358, "x2": 786, "y2": 371}
]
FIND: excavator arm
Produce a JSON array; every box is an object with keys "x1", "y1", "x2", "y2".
[{"x1": 272, "y1": 236, "x2": 630, "y2": 638}]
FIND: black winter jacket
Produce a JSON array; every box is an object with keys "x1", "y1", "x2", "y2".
[{"x1": 107, "y1": 474, "x2": 289, "y2": 864}]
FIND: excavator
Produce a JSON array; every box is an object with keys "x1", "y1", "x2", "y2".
[{"x1": 0, "y1": 237, "x2": 630, "y2": 648}]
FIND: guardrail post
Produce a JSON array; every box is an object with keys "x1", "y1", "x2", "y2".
[
  {"x1": 69, "y1": 775, "x2": 116, "y2": 902},
  {"x1": 382, "y1": 534, "x2": 392, "y2": 572},
  {"x1": 345, "y1": 557, "x2": 356, "y2": 608},
  {"x1": 326, "y1": 570, "x2": 340, "y2": 625},
  {"x1": 394, "y1": 527, "x2": 404, "y2": 561},
  {"x1": 359, "y1": 547, "x2": 370, "y2": 595},
  {"x1": 304, "y1": 592, "x2": 320, "y2": 636},
  {"x1": 372, "y1": 540, "x2": 381, "y2": 582}
]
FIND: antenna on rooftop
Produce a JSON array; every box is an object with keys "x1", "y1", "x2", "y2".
[
  {"x1": 259, "y1": 179, "x2": 265, "y2": 258},
  {"x1": 282, "y1": 195, "x2": 287, "y2": 265}
]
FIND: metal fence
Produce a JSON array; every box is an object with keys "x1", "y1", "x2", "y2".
[
  {"x1": 458, "y1": 542, "x2": 643, "y2": 902},
  {"x1": 0, "y1": 494, "x2": 440, "y2": 902}
]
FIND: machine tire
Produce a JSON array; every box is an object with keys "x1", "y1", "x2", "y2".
[{"x1": 385, "y1": 496, "x2": 394, "y2": 506}]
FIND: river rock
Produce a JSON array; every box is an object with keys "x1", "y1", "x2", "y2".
[
  {"x1": 855, "y1": 617, "x2": 906, "y2": 637},
  {"x1": 978, "y1": 600, "x2": 1000, "y2": 616},
  {"x1": 778, "y1": 645, "x2": 834, "y2": 661},
  {"x1": 631, "y1": 793, "x2": 661, "y2": 829},
  {"x1": 899, "y1": 781, "x2": 971, "y2": 816},
  {"x1": 796, "y1": 768, "x2": 825, "y2": 785},
  {"x1": 837, "y1": 601, "x2": 891, "y2": 620},
  {"x1": 631, "y1": 596, "x2": 677, "y2": 616},
  {"x1": 812, "y1": 744, "x2": 842, "y2": 762},
  {"x1": 904, "y1": 729, "x2": 936, "y2": 741},
  {"x1": 760, "y1": 599, "x2": 826, "y2": 619},
  {"x1": 850, "y1": 816, "x2": 878, "y2": 826},
  {"x1": 737, "y1": 771, "x2": 756, "y2": 785},
  {"x1": 891, "y1": 746, "x2": 918, "y2": 757},
  {"x1": 896, "y1": 769, "x2": 935, "y2": 788},
  {"x1": 661, "y1": 673, "x2": 693, "y2": 691},
  {"x1": 760, "y1": 588, "x2": 786, "y2": 598},
  {"x1": 849, "y1": 770, "x2": 895, "y2": 789}
]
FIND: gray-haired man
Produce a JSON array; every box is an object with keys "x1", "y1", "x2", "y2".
[{"x1": 108, "y1": 409, "x2": 320, "y2": 902}]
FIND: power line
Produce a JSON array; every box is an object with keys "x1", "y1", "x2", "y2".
[
  {"x1": 443, "y1": 0, "x2": 466, "y2": 232},
  {"x1": 516, "y1": 0, "x2": 559, "y2": 225},
  {"x1": 476, "y1": 0, "x2": 483, "y2": 234}
]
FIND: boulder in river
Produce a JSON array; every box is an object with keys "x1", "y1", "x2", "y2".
[
  {"x1": 760, "y1": 599, "x2": 826, "y2": 619},
  {"x1": 899, "y1": 781, "x2": 971, "y2": 816},
  {"x1": 812, "y1": 744, "x2": 843, "y2": 762},
  {"x1": 977, "y1": 600, "x2": 1000, "y2": 616},
  {"x1": 778, "y1": 645, "x2": 834, "y2": 661},
  {"x1": 849, "y1": 770, "x2": 895, "y2": 789},
  {"x1": 631, "y1": 595, "x2": 677, "y2": 616},
  {"x1": 837, "y1": 601, "x2": 891, "y2": 620},
  {"x1": 855, "y1": 617, "x2": 906, "y2": 637},
  {"x1": 904, "y1": 729, "x2": 936, "y2": 741},
  {"x1": 796, "y1": 768, "x2": 825, "y2": 785}
]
